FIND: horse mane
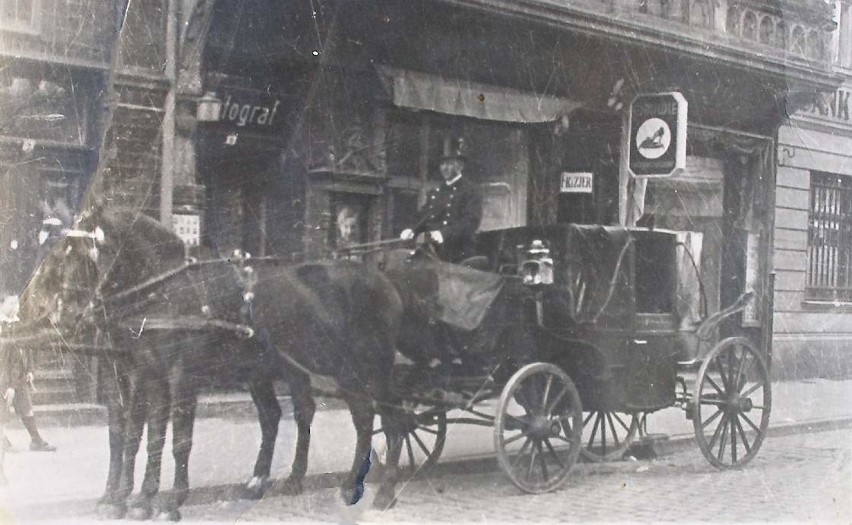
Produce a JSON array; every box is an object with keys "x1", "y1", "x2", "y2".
[{"x1": 89, "y1": 207, "x2": 187, "y2": 291}]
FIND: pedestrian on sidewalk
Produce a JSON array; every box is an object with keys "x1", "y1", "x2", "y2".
[{"x1": 0, "y1": 296, "x2": 55, "y2": 453}]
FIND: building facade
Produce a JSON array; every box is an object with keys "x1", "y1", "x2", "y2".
[{"x1": 772, "y1": 0, "x2": 852, "y2": 378}]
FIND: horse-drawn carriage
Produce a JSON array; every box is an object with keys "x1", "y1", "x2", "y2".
[
  {"x1": 355, "y1": 223, "x2": 772, "y2": 493},
  {"x1": 11, "y1": 208, "x2": 772, "y2": 517}
]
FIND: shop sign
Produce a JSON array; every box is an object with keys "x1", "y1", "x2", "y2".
[
  {"x1": 560, "y1": 172, "x2": 593, "y2": 193},
  {"x1": 628, "y1": 92, "x2": 687, "y2": 178},
  {"x1": 214, "y1": 90, "x2": 282, "y2": 131}
]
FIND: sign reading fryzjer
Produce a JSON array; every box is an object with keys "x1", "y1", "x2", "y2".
[
  {"x1": 560, "y1": 172, "x2": 593, "y2": 193},
  {"x1": 628, "y1": 92, "x2": 687, "y2": 178}
]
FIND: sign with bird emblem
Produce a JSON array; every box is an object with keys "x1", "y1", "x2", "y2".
[{"x1": 628, "y1": 92, "x2": 687, "y2": 177}]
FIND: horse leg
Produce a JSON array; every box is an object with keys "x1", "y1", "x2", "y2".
[
  {"x1": 373, "y1": 407, "x2": 404, "y2": 510},
  {"x1": 338, "y1": 388, "x2": 375, "y2": 506},
  {"x1": 281, "y1": 370, "x2": 315, "y2": 496},
  {"x1": 127, "y1": 377, "x2": 169, "y2": 520},
  {"x1": 155, "y1": 369, "x2": 198, "y2": 522},
  {"x1": 97, "y1": 360, "x2": 134, "y2": 519},
  {"x1": 244, "y1": 378, "x2": 281, "y2": 499}
]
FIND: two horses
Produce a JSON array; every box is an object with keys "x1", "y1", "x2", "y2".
[{"x1": 19, "y1": 206, "x2": 408, "y2": 519}]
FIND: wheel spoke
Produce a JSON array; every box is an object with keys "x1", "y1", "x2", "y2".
[
  {"x1": 707, "y1": 413, "x2": 729, "y2": 451},
  {"x1": 730, "y1": 417, "x2": 737, "y2": 464},
  {"x1": 552, "y1": 434, "x2": 574, "y2": 445},
  {"x1": 601, "y1": 413, "x2": 608, "y2": 454},
  {"x1": 511, "y1": 438, "x2": 533, "y2": 470},
  {"x1": 503, "y1": 431, "x2": 527, "y2": 446},
  {"x1": 583, "y1": 411, "x2": 595, "y2": 426},
  {"x1": 373, "y1": 427, "x2": 386, "y2": 435},
  {"x1": 741, "y1": 381, "x2": 765, "y2": 398},
  {"x1": 713, "y1": 353, "x2": 732, "y2": 393},
  {"x1": 586, "y1": 413, "x2": 602, "y2": 450},
  {"x1": 733, "y1": 350, "x2": 748, "y2": 392},
  {"x1": 541, "y1": 375, "x2": 554, "y2": 414},
  {"x1": 515, "y1": 389, "x2": 537, "y2": 416},
  {"x1": 410, "y1": 429, "x2": 431, "y2": 457},
  {"x1": 405, "y1": 436, "x2": 416, "y2": 468},
  {"x1": 537, "y1": 442, "x2": 550, "y2": 481},
  {"x1": 605, "y1": 413, "x2": 621, "y2": 448},
  {"x1": 416, "y1": 426, "x2": 439, "y2": 436},
  {"x1": 716, "y1": 417, "x2": 730, "y2": 462},
  {"x1": 526, "y1": 443, "x2": 539, "y2": 481},
  {"x1": 732, "y1": 415, "x2": 751, "y2": 455},
  {"x1": 701, "y1": 407, "x2": 724, "y2": 430},
  {"x1": 737, "y1": 358, "x2": 756, "y2": 392},
  {"x1": 741, "y1": 412, "x2": 762, "y2": 434},
  {"x1": 545, "y1": 387, "x2": 569, "y2": 417},
  {"x1": 705, "y1": 375, "x2": 725, "y2": 396},
  {"x1": 543, "y1": 438, "x2": 566, "y2": 469},
  {"x1": 611, "y1": 412, "x2": 630, "y2": 432}
]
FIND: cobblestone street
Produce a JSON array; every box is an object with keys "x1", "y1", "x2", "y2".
[{"x1": 170, "y1": 428, "x2": 851, "y2": 523}]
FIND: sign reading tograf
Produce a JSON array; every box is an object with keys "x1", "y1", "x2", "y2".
[
  {"x1": 628, "y1": 92, "x2": 687, "y2": 178},
  {"x1": 560, "y1": 172, "x2": 593, "y2": 193}
]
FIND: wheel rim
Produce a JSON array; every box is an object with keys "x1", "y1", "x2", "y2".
[
  {"x1": 693, "y1": 337, "x2": 771, "y2": 469},
  {"x1": 494, "y1": 363, "x2": 582, "y2": 493},
  {"x1": 373, "y1": 405, "x2": 447, "y2": 475},
  {"x1": 580, "y1": 411, "x2": 640, "y2": 462}
]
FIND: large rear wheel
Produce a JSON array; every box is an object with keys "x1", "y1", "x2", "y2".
[
  {"x1": 693, "y1": 337, "x2": 771, "y2": 469},
  {"x1": 494, "y1": 363, "x2": 583, "y2": 493}
]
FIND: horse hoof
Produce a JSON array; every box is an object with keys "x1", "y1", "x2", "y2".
[
  {"x1": 127, "y1": 504, "x2": 153, "y2": 521},
  {"x1": 96, "y1": 503, "x2": 127, "y2": 520},
  {"x1": 155, "y1": 509, "x2": 181, "y2": 522},
  {"x1": 280, "y1": 478, "x2": 303, "y2": 496},
  {"x1": 243, "y1": 475, "x2": 270, "y2": 500},
  {"x1": 373, "y1": 490, "x2": 397, "y2": 511}
]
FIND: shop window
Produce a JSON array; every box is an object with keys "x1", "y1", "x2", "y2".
[
  {"x1": 0, "y1": 0, "x2": 39, "y2": 32},
  {"x1": 807, "y1": 172, "x2": 852, "y2": 302}
]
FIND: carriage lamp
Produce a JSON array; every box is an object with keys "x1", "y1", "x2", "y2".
[{"x1": 520, "y1": 240, "x2": 554, "y2": 285}]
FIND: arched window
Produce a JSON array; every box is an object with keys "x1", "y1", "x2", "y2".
[
  {"x1": 742, "y1": 10, "x2": 758, "y2": 40},
  {"x1": 790, "y1": 26, "x2": 807, "y2": 56},
  {"x1": 726, "y1": 6, "x2": 739, "y2": 34},
  {"x1": 759, "y1": 16, "x2": 774, "y2": 44},
  {"x1": 774, "y1": 20, "x2": 786, "y2": 49}
]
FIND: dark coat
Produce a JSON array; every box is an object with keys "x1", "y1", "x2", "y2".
[{"x1": 411, "y1": 177, "x2": 482, "y2": 263}]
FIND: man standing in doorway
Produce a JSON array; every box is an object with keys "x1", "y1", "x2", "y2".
[{"x1": 400, "y1": 138, "x2": 482, "y2": 263}]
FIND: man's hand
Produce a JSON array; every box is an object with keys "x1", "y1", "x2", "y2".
[
  {"x1": 429, "y1": 230, "x2": 444, "y2": 244},
  {"x1": 25, "y1": 372, "x2": 34, "y2": 384},
  {"x1": 399, "y1": 229, "x2": 415, "y2": 241}
]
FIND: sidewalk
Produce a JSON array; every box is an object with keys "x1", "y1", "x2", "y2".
[{"x1": 2, "y1": 377, "x2": 851, "y2": 522}]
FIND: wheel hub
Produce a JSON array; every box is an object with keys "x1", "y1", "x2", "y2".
[
  {"x1": 527, "y1": 416, "x2": 560, "y2": 439},
  {"x1": 727, "y1": 395, "x2": 753, "y2": 413}
]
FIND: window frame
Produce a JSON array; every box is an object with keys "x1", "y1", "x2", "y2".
[{"x1": 806, "y1": 171, "x2": 852, "y2": 303}]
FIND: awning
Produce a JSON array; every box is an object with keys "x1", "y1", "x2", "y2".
[{"x1": 378, "y1": 66, "x2": 581, "y2": 123}]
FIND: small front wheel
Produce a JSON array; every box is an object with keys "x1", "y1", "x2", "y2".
[
  {"x1": 494, "y1": 363, "x2": 583, "y2": 493},
  {"x1": 693, "y1": 337, "x2": 771, "y2": 469}
]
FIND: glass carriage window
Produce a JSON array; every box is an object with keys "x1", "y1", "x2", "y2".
[
  {"x1": 0, "y1": 0, "x2": 38, "y2": 31},
  {"x1": 807, "y1": 172, "x2": 852, "y2": 301}
]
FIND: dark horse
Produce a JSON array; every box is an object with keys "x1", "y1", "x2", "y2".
[{"x1": 19, "y1": 205, "x2": 407, "y2": 519}]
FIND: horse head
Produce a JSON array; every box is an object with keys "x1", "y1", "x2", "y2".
[{"x1": 20, "y1": 208, "x2": 106, "y2": 332}]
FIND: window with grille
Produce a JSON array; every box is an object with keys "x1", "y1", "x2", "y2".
[
  {"x1": 807, "y1": 172, "x2": 852, "y2": 302},
  {"x1": 0, "y1": 0, "x2": 39, "y2": 32}
]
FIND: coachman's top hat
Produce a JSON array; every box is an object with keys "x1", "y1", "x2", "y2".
[{"x1": 440, "y1": 137, "x2": 467, "y2": 162}]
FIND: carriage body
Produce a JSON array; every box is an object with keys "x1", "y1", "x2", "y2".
[{"x1": 476, "y1": 224, "x2": 696, "y2": 415}]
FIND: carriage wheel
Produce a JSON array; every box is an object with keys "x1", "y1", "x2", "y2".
[
  {"x1": 693, "y1": 337, "x2": 771, "y2": 469},
  {"x1": 580, "y1": 411, "x2": 640, "y2": 462},
  {"x1": 494, "y1": 363, "x2": 583, "y2": 493},
  {"x1": 373, "y1": 404, "x2": 447, "y2": 476}
]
